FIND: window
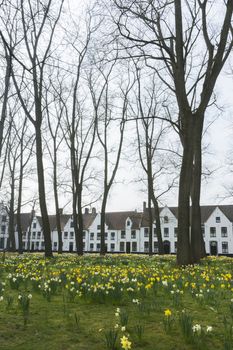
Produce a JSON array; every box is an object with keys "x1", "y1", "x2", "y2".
[
  {"x1": 144, "y1": 228, "x2": 149, "y2": 237},
  {"x1": 144, "y1": 241, "x2": 149, "y2": 252},
  {"x1": 110, "y1": 243, "x2": 115, "y2": 252},
  {"x1": 120, "y1": 242, "x2": 125, "y2": 252},
  {"x1": 70, "y1": 221, "x2": 74, "y2": 228},
  {"x1": 105, "y1": 232, "x2": 108, "y2": 239},
  {"x1": 131, "y1": 230, "x2": 136, "y2": 239},
  {"x1": 36, "y1": 241, "x2": 40, "y2": 248},
  {"x1": 111, "y1": 232, "x2": 115, "y2": 240},
  {"x1": 70, "y1": 232, "x2": 74, "y2": 239},
  {"x1": 1, "y1": 215, "x2": 6, "y2": 222},
  {"x1": 222, "y1": 242, "x2": 228, "y2": 254},
  {"x1": 174, "y1": 227, "x2": 178, "y2": 238},
  {"x1": 90, "y1": 232, "x2": 94, "y2": 240},
  {"x1": 164, "y1": 227, "x2": 169, "y2": 237},
  {"x1": 37, "y1": 232, "x2": 41, "y2": 239},
  {"x1": 132, "y1": 242, "x2": 137, "y2": 252},
  {"x1": 201, "y1": 224, "x2": 205, "y2": 236},
  {"x1": 97, "y1": 232, "x2": 101, "y2": 240},
  {"x1": 64, "y1": 231, "x2": 68, "y2": 239},
  {"x1": 127, "y1": 220, "x2": 131, "y2": 226},
  {"x1": 97, "y1": 225, "x2": 101, "y2": 230},
  {"x1": 1, "y1": 225, "x2": 6, "y2": 233},
  {"x1": 154, "y1": 228, "x2": 157, "y2": 237},
  {"x1": 83, "y1": 231, "x2": 86, "y2": 238},
  {"x1": 33, "y1": 222, "x2": 36, "y2": 229},
  {"x1": 96, "y1": 243, "x2": 100, "y2": 251},
  {"x1": 90, "y1": 243, "x2": 94, "y2": 251},
  {"x1": 32, "y1": 231, "x2": 36, "y2": 239},
  {"x1": 164, "y1": 216, "x2": 169, "y2": 223},
  {"x1": 154, "y1": 242, "x2": 158, "y2": 253},
  {"x1": 121, "y1": 230, "x2": 125, "y2": 239},
  {"x1": 216, "y1": 217, "x2": 221, "y2": 223},
  {"x1": 210, "y1": 227, "x2": 216, "y2": 237},
  {"x1": 221, "y1": 227, "x2": 228, "y2": 237}
]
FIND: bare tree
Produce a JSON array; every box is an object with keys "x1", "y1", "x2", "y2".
[
  {"x1": 60, "y1": 12, "x2": 101, "y2": 256},
  {"x1": 91, "y1": 62, "x2": 134, "y2": 255},
  {"x1": 44, "y1": 73, "x2": 65, "y2": 254},
  {"x1": 11, "y1": 0, "x2": 64, "y2": 257},
  {"x1": 133, "y1": 67, "x2": 179, "y2": 255},
  {"x1": 112, "y1": 0, "x2": 233, "y2": 265}
]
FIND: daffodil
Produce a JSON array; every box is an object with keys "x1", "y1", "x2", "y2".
[
  {"x1": 164, "y1": 308, "x2": 172, "y2": 317},
  {"x1": 120, "y1": 335, "x2": 131, "y2": 350}
]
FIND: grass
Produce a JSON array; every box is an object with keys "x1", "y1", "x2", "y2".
[{"x1": 0, "y1": 253, "x2": 233, "y2": 349}]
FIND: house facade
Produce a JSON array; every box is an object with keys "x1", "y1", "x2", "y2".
[{"x1": 1, "y1": 203, "x2": 233, "y2": 255}]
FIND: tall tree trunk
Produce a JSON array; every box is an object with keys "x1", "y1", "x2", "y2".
[
  {"x1": 152, "y1": 197, "x2": 164, "y2": 255},
  {"x1": 177, "y1": 123, "x2": 194, "y2": 265},
  {"x1": 100, "y1": 193, "x2": 108, "y2": 255},
  {"x1": 148, "y1": 197, "x2": 153, "y2": 256},
  {"x1": 53, "y1": 149, "x2": 63, "y2": 254},
  {"x1": 17, "y1": 156, "x2": 24, "y2": 254},
  {"x1": 7, "y1": 175, "x2": 16, "y2": 251},
  {"x1": 77, "y1": 185, "x2": 84, "y2": 256},
  {"x1": 35, "y1": 127, "x2": 52, "y2": 257},
  {"x1": 0, "y1": 50, "x2": 11, "y2": 158},
  {"x1": 191, "y1": 116, "x2": 206, "y2": 262}
]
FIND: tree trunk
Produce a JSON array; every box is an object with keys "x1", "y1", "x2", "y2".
[
  {"x1": 177, "y1": 123, "x2": 194, "y2": 265},
  {"x1": 77, "y1": 185, "x2": 84, "y2": 256},
  {"x1": 35, "y1": 127, "x2": 52, "y2": 257},
  {"x1": 17, "y1": 157, "x2": 23, "y2": 254},
  {"x1": 191, "y1": 116, "x2": 206, "y2": 262},
  {"x1": 7, "y1": 175, "x2": 16, "y2": 251},
  {"x1": 152, "y1": 198, "x2": 164, "y2": 255},
  {"x1": 0, "y1": 51, "x2": 11, "y2": 158},
  {"x1": 148, "y1": 196, "x2": 153, "y2": 256},
  {"x1": 53, "y1": 150, "x2": 63, "y2": 254},
  {"x1": 100, "y1": 193, "x2": 108, "y2": 255}
]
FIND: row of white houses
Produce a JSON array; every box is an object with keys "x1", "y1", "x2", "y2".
[{"x1": 1, "y1": 202, "x2": 233, "y2": 255}]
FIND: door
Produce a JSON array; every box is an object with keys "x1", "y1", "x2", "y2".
[
  {"x1": 210, "y1": 241, "x2": 218, "y2": 255},
  {"x1": 163, "y1": 240, "x2": 170, "y2": 254},
  {"x1": 126, "y1": 241, "x2": 131, "y2": 254},
  {"x1": 69, "y1": 242, "x2": 73, "y2": 252}
]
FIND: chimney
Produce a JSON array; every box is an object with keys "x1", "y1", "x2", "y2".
[
  {"x1": 85, "y1": 208, "x2": 89, "y2": 214},
  {"x1": 59, "y1": 208, "x2": 63, "y2": 215},
  {"x1": 92, "y1": 208, "x2": 96, "y2": 215},
  {"x1": 143, "y1": 201, "x2": 147, "y2": 213}
]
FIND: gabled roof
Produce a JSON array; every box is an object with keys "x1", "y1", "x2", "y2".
[
  {"x1": 201, "y1": 205, "x2": 233, "y2": 223},
  {"x1": 36, "y1": 213, "x2": 97, "y2": 231},
  {"x1": 105, "y1": 211, "x2": 142, "y2": 230},
  {"x1": 14, "y1": 213, "x2": 32, "y2": 232},
  {"x1": 83, "y1": 213, "x2": 97, "y2": 230},
  {"x1": 48, "y1": 214, "x2": 71, "y2": 231}
]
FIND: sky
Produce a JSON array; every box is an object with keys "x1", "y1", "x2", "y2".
[
  {"x1": 54, "y1": 0, "x2": 233, "y2": 213},
  {"x1": 2, "y1": 0, "x2": 233, "y2": 215}
]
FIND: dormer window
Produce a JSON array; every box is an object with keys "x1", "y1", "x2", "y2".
[
  {"x1": 127, "y1": 220, "x2": 131, "y2": 226},
  {"x1": 216, "y1": 217, "x2": 221, "y2": 223},
  {"x1": 164, "y1": 216, "x2": 169, "y2": 223}
]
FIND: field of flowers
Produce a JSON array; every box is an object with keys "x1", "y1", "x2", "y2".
[{"x1": 0, "y1": 253, "x2": 233, "y2": 350}]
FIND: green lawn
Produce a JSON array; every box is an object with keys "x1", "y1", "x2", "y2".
[{"x1": 0, "y1": 253, "x2": 233, "y2": 350}]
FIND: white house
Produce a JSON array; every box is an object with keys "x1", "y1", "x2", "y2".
[{"x1": 2, "y1": 203, "x2": 233, "y2": 255}]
